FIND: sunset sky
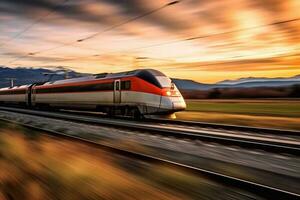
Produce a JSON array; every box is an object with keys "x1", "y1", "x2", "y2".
[{"x1": 0, "y1": 0, "x2": 300, "y2": 83}]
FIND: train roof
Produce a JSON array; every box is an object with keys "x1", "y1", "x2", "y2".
[
  {"x1": 40, "y1": 69, "x2": 166, "y2": 86},
  {"x1": 0, "y1": 84, "x2": 30, "y2": 91},
  {"x1": 0, "y1": 69, "x2": 168, "y2": 89}
]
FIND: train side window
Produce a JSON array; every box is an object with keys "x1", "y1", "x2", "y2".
[
  {"x1": 121, "y1": 81, "x2": 131, "y2": 90},
  {"x1": 125, "y1": 81, "x2": 131, "y2": 90},
  {"x1": 116, "y1": 81, "x2": 120, "y2": 90},
  {"x1": 95, "y1": 73, "x2": 108, "y2": 79}
]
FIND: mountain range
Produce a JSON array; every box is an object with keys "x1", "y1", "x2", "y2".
[
  {"x1": 0, "y1": 67, "x2": 83, "y2": 88},
  {"x1": 172, "y1": 75, "x2": 300, "y2": 90},
  {"x1": 217, "y1": 75, "x2": 300, "y2": 85},
  {"x1": 0, "y1": 66, "x2": 299, "y2": 90}
]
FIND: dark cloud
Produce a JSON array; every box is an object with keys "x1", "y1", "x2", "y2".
[
  {"x1": 0, "y1": 0, "x2": 169, "y2": 41},
  {"x1": 0, "y1": 0, "x2": 108, "y2": 24},
  {"x1": 100, "y1": 0, "x2": 195, "y2": 31},
  {"x1": 0, "y1": 0, "x2": 59, "y2": 18},
  {"x1": 0, "y1": 0, "x2": 197, "y2": 34},
  {"x1": 250, "y1": 0, "x2": 286, "y2": 14},
  {"x1": 1, "y1": 0, "x2": 298, "y2": 39}
]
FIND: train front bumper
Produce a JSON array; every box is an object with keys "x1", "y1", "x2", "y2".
[{"x1": 159, "y1": 96, "x2": 186, "y2": 113}]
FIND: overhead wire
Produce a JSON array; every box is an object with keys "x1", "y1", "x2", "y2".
[
  {"x1": 4, "y1": 0, "x2": 300, "y2": 67},
  {"x1": 4, "y1": 0, "x2": 181, "y2": 66},
  {"x1": 76, "y1": 1, "x2": 181, "y2": 42},
  {"x1": 32, "y1": 16, "x2": 300, "y2": 60},
  {"x1": 1, "y1": 0, "x2": 71, "y2": 66},
  {"x1": 0, "y1": 0, "x2": 70, "y2": 47},
  {"x1": 21, "y1": 1, "x2": 182, "y2": 56},
  {"x1": 28, "y1": 16, "x2": 300, "y2": 66}
]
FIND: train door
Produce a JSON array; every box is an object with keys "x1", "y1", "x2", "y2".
[
  {"x1": 114, "y1": 79, "x2": 121, "y2": 104},
  {"x1": 31, "y1": 86, "x2": 37, "y2": 106},
  {"x1": 26, "y1": 85, "x2": 33, "y2": 107}
]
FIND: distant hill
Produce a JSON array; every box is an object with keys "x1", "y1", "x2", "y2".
[
  {"x1": 0, "y1": 67, "x2": 84, "y2": 88},
  {"x1": 217, "y1": 75, "x2": 300, "y2": 85},
  {"x1": 1, "y1": 66, "x2": 299, "y2": 92},
  {"x1": 219, "y1": 80, "x2": 300, "y2": 88},
  {"x1": 173, "y1": 75, "x2": 300, "y2": 99},
  {"x1": 172, "y1": 79, "x2": 213, "y2": 90},
  {"x1": 174, "y1": 75, "x2": 300, "y2": 91}
]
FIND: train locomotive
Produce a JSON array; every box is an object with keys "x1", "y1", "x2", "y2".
[{"x1": 0, "y1": 69, "x2": 186, "y2": 118}]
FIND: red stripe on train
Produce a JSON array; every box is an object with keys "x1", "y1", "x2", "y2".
[{"x1": 33, "y1": 76, "x2": 164, "y2": 96}]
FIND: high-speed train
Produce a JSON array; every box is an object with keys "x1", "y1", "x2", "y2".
[{"x1": 0, "y1": 69, "x2": 186, "y2": 118}]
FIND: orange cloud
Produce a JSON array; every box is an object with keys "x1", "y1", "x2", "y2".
[{"x1": 0, "y1": 0, "x2": 299, "y2": 83}]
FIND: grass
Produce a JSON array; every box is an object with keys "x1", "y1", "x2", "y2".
[
  {"x1": 0, "y1": 125, "x2": 258, "y2": 200},
  {"x1": 176, "y1": 99, "x2": 300, "y2": 130},
  {"x1": 185, "y1": 99, "x2": 300, "y2": 117},
  {"x1": 0, "y1": 128, "x2": 180, "y2": 200}
]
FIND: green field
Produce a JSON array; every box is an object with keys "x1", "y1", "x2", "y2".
[
  {"x1": 185, "y1": 99, "x2": 300, "y2": 117},
  {"x1": 177, "y1": 99, "x2": 300, "y2": 130}
]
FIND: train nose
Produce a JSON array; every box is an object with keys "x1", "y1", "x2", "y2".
[
  {"x1": 158, "y1": 83, "x2": 186, "y2": 113},
  {"x1": 159, "y1": 95, "x2": 186, "y2": 113},
  {"x1": 172, "y1": 96, "x2": 186, "y2": 111}
]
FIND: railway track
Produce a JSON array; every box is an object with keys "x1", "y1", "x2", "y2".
[
  {"x1": 60, "y1": 109, "x2": 300, "y2": 137},
  {"x1": 0, "y1": 106, "x2": 299, "y2": 155},
  {"x1": 0, "y1": 117, "x2": 299, "y2": 200},
  {"x1": 151, "y1": 118, "x2": 300, "y2": 137}
]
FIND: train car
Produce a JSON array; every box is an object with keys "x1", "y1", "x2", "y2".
[
  {"x1": 0, "y1": 69, "x2": 186, "y2": 118},
  {"x1": 0, "y1": 85, "x2": 28, "y2": 105}
]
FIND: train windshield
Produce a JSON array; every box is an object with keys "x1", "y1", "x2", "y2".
[{"x1": 156, "y1": 76, "x2": 172, "y2": 88}]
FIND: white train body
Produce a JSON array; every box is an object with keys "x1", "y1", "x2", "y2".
[{"x1": 0, "y1": 69, "x2": 186, "y2": 117}]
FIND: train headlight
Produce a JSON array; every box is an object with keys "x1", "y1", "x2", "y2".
[{"x1": 163, "y1": 88, "x2": 181, "y2": 96}]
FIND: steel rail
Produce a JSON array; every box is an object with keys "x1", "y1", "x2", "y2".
[
  {"x1": 55, "y1": 108, "x2": 300, "y2": 137},
  {"x1": 0, "y1": 117, "x2": 299, "y2": 200},
  {"x1": 0, "y1": 106, "x2": 299, "y2": 155},
  {"x1": 50, "y1": 109, "x2": 300, "y2": 138},
  {"x1": 151, "y1": 118, "x2": 300, "y2": 137}
]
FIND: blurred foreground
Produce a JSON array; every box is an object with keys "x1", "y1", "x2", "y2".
[{"x1": 0, "y1": 122, "x2": 261, "y2": 200}]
